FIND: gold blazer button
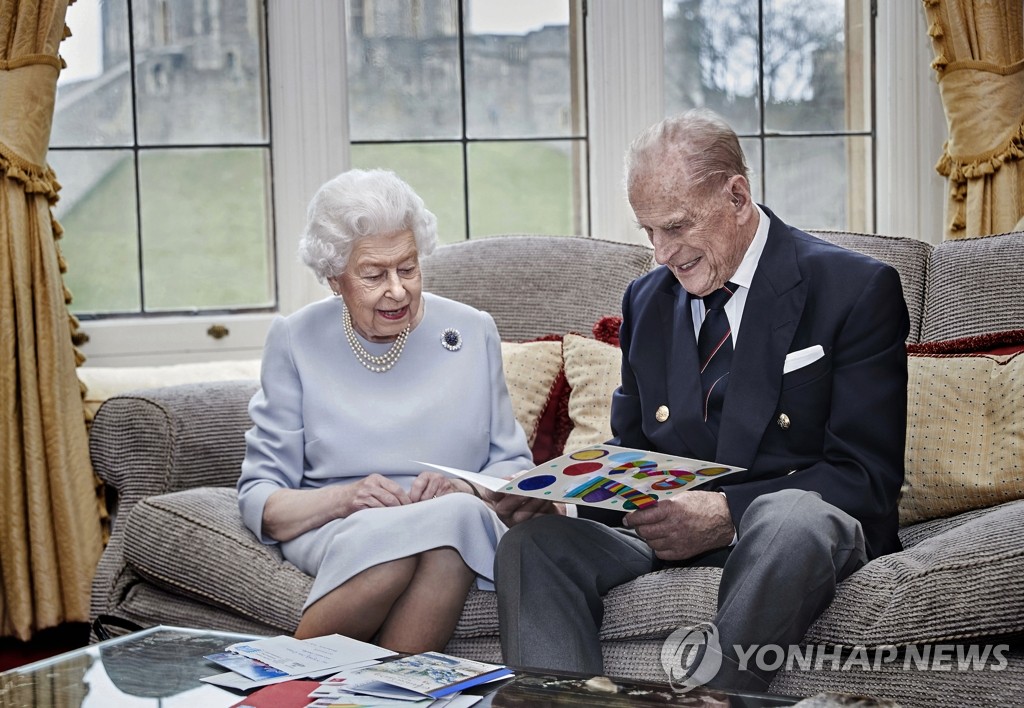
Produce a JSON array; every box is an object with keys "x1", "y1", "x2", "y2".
[
  {"x1": 655, "y1": 405, "x2": 670, "y2": 423},
  {"x1": 777, "y1": 413, "x2": 791, "y2": 430}
]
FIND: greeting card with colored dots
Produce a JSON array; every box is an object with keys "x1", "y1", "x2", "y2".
[{"x1": 416, "y1": 444, "x2": 745, "y2": 511}]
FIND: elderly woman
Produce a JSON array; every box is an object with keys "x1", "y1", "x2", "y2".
[{"x1": 237, "y1": 169, "x2": 533, "y2": 652}]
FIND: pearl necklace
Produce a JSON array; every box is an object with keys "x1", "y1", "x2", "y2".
[{"x1": 342, "y1": 306, "x2": 410, "y2": 373}]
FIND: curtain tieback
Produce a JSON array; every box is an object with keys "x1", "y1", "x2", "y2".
[
  {"x1": 0, "y1": 63, "x2": 60, "y2": 168},
  {"x1": 938, "y1": 61, "x2": 1024, "y2": 165}
]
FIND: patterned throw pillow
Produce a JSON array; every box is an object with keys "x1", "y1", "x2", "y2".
[
  {"x1": 561, "y1": 333, "x2": 622, "y2": 451},
  {"x1": 499, "y1": 339, "x2": 564, "y2": 448},
  {"x1": 900, "y1": 351, "x2": 1024, "y2": 525}
]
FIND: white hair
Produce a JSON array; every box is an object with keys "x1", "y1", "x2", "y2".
[
  {"x1": 298, "y1": 169, "x2": 438, "y2": 283},
  {"x1": 624, "y1": 108, "x2": 749, "y2": 198}
]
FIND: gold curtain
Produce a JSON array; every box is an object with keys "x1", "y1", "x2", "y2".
[
  {"x1": 922, "y1": 0, "x2": 1024, "y2": 239},
  {"x1": 0, "y1": 0, "x2": 103, "y2": 640}
]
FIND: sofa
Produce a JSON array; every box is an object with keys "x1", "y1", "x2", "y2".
[{"x1": 87, "y1": 232, "x2": 1024, "y2": 707}]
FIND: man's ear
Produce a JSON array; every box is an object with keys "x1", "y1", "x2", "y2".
[{"x1": 725, "y1": 174, "x2": 751, "y2": 208}]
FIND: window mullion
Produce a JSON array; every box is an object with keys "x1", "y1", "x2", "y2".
[
  {"x1": 456, "y1": 0, "x2": 471, "y2": 239},
  {"x1": 268, "y1": 0, "x2": 350, "y2": 314}
]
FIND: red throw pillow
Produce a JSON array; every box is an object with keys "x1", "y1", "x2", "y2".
[
  {"x1": 530, "y1": 367, "x2": 572, "y2": 463},
  {"x1": 593, "y1": 315, "x2": 622, "y2": 347},
  {"x1": 525, "y1": 334, "x2": 573, "y2": 464}
]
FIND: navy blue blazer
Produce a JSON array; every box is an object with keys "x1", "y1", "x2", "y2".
[{"x1": 607, "y1": 207, "x2": 909, "y2": 560}]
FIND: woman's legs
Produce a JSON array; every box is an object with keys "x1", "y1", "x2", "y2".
[
  {"x1": 377, "y1": 548, "x2": 475, "y2": 653},
  {"x1": 295, "y1": 548, "x2": 475, "y2": 653}
]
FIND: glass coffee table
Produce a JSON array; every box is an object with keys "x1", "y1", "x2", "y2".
[
  {"x1": 0, "y1": 625, "x2": 260, "y2": 707},
  {"x1": 0, "y1": 625, "x2": 804, "y2": 707}
]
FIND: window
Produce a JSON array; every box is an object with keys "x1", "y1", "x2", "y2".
[
  {"x1": 50, "y1": 0, "x2": 273, "y2": 319},
  {"x1": 346, "y1": 0, "x2": 588, "y2": 242},
  {"x1": 663, "y1": 0, "x2": 874, "y2": 231},
  {"x1": 54, "y1": 0, "x2": 937, "y2": 364}
]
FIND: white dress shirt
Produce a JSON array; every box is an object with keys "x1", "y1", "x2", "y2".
[{"x1": 689, "y1": 203, "x2": 770, "y2": 343}]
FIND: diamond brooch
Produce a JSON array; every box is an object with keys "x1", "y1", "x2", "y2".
[{"x1": 441, "y1": 328, "x2": 462, "y2": 351}]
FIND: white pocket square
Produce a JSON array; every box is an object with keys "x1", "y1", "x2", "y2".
[{"x1": 783, "y1": 345, "x2": 825, "y2": 374}]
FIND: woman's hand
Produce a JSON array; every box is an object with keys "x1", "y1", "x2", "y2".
[
  {"x1": 262, "y1": 475, "x2": 410, "y2": 542},
  {"x1": 408, "y1": 471, "x2": 474, "y2": 503},
  {"x1": 340, "y1": 473, "x2": 413, "y2": 515}
]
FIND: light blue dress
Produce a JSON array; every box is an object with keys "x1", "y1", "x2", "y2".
[{"x1": 238, "y1": 292, "x2": 533, "y2": 608}]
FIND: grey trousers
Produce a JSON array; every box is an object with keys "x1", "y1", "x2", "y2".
[{"x1": 494, "y1": 489, "x2": 867, "y2": 691}]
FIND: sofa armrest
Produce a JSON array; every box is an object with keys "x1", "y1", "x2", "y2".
[{"x1": 90, "y1": 379, "x2": 259, "y2": 525}]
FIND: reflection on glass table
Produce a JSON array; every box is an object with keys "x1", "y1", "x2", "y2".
[
  {"x1": 0, "y1": 625, "x2": 261, "y2": 708},
  {"x1": 468, "y1": 666, "x2": 802, "y2": 708}
]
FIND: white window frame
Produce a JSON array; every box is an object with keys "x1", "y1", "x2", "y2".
[
  {"x1": 77, "y1": 1, "x2": 347, "y2": 366},
  {"x1": 76, "y1": 0, "x2": 945, "y2": 366},
  {"x1": 875, "y1": 0, "x2": 947, "y2": 245}
]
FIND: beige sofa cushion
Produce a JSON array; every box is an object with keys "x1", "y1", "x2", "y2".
[
  {"x1": 421, "y1": 235, "x2": 655, "y2": 342},
  {"x1": 123, "y1": 487, "x2": 308, "y2": 632},
  {"x1": 805, "y1": 499, "x2": 1024, "y2": 646},
  {"x1": 900, "y1": 351, "x2": 1024, "y2": 525},
  {"x1": 921, "y1": 232, "x2": 1024, "y2": 342}
]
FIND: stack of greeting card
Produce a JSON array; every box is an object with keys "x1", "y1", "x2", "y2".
[{"x1": 201, "y1": 634, "x2": 509, "y2": 707}]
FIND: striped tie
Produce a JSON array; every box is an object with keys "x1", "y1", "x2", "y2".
[{"x1": 697, "y1": 282, "x2": 737, "y2": 436}]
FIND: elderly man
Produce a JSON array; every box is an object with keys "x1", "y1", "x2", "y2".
[{"x1": 492, "y1": 109, "x2": 909, "y2": 691}]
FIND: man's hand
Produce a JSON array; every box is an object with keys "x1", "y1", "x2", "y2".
[
  {"x1": 624, "y1": 491, "x2": 734, "y2": 561},
  {"x1": 486, "y1": 490, "x2": 565, "y2": 527}
]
